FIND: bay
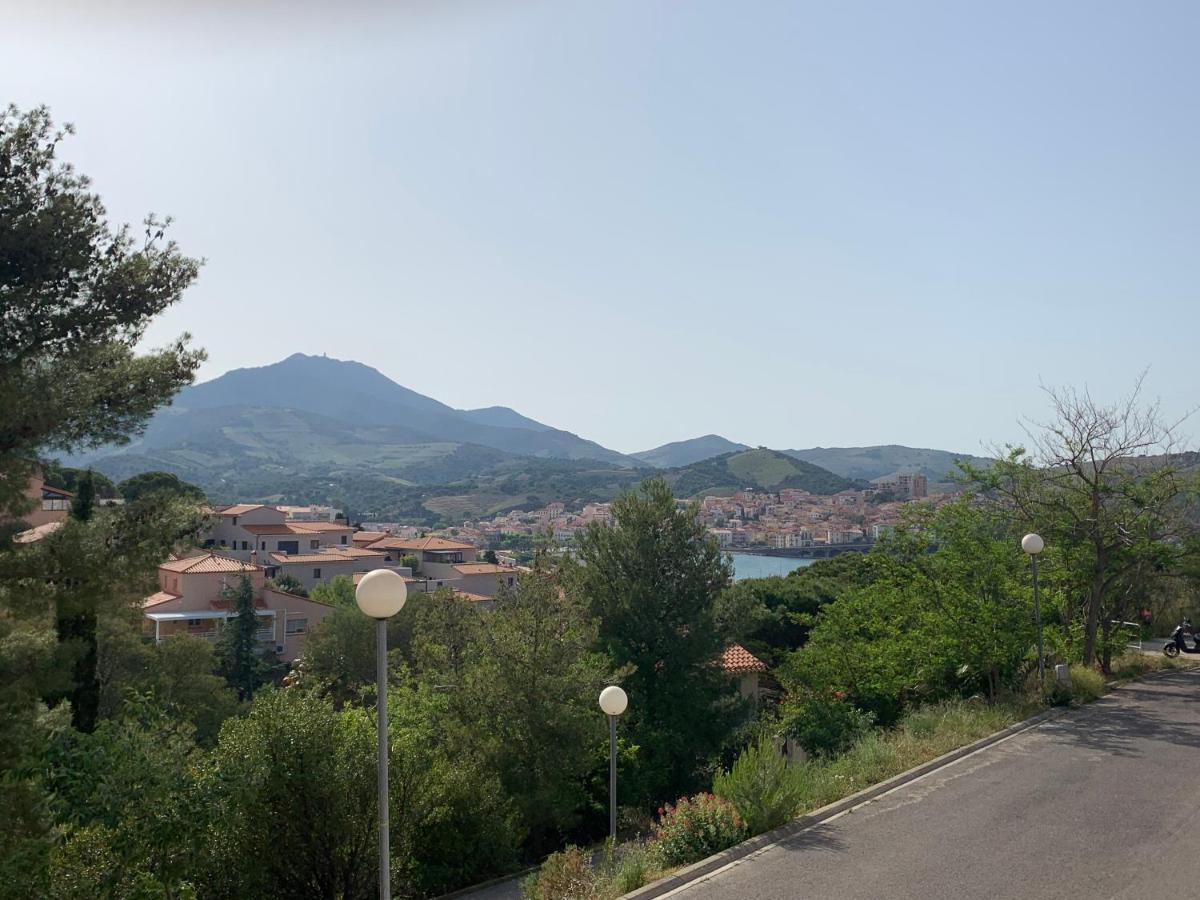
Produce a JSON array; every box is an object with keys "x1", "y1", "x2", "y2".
[{"x1": 727, "y1": 551, "x2": 815, "y2": 581}]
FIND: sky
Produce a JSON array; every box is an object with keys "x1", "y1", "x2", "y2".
[{"x1": 5, "y1": 1, "x2": 1199, "y2": 455}]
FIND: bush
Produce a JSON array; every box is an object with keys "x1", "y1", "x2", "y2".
[
  {"x1": 783, "y1": 694, "x2": 876, "y2": 757},
  {"x1": 607, "y1": 843, "x2": 652, "y2": 895},
  {"x1": 1069, "y1": 665, "x2": 1106, "y2": 703},
  {"x1": 522, "y1": 847, "x2": 598, "y2": 900},
  {"x1": 650, "y1": 793, "x2": 748, "y2": 867},
  {"x1": 712, "y1": 737, "x2": 805, "y2": 835}
]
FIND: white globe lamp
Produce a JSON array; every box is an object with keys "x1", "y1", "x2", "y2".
[
  {"x1": 355, "y1": 568, "x2": 408, "y2": 619},
  {"x1": 599, "y1": 685, "x2": 628, "y2": 717},
  {"x1": 1021, "y1": 533, "x2": 1045, "y2": 556},
  {"x1": 599, "y1": 684, "x2": 629, "y2": 842}
]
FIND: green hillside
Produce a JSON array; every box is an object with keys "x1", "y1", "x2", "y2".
[
  {"x1": 783, "y1": 445, "x2": 989, "y2": 482},
  {"x1": 665, "y1": 449, "x2": 860, "y2": 498}
]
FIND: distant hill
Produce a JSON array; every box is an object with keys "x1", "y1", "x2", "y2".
[
  {"x1": 782, "y1": 445, "x2": 988, "y2": 482},
  {"x1": 632, "y1": 435, "x2": 750, "y2": 468},
  {"x1": 664, "y1": 449, "x2": 860, "y2": 498},
  {"x1": 72, "y1": 353, "x2": 636, "y2": 473}
]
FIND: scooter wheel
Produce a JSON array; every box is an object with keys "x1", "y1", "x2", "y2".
[{"x1": 1164, "y1": 643, "x2": 1180, "y2": 658}]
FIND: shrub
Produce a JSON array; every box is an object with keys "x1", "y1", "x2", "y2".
[
  {"x1": 712, "y1": 737, "x2": 805, "y2": 835},
  {"x1": 783, "y1": 693, "x2": 875, "y2": 757},
  {"x1": 608, "y1": 843, "x2": 652, "y2": 895},
  {"x1": 522, "y1": 847, "x2": 599, "y2": 900},
  {"x1": 1069, "y1": 665, "x2": 1106, "y2": 703},
  {"x1": 650, "y1": 793, "x2": 748, "y2": 867}
]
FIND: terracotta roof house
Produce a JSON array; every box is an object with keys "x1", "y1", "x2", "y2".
[
  {"x1": 720, "y1": 643, "x2": 768, "y2": 701},
  {"x1": 144, "y1": 552, "x2": 332, "y2": 661}
]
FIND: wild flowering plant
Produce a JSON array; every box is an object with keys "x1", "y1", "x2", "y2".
[{"x1": 650, "y1": 793, "x2": 748, "y2": 867}]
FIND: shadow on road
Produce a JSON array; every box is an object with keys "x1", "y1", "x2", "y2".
[
  {"x1": 1038, "y1": 672, "x2": 1200, "y2": 758},
  {"x1": 776, "y1": 824, "x2": 847, "y2": 856}
]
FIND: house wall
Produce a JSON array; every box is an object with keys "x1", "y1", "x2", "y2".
[
  {"x1": 158, "y1": 568, "x2": 266, "y2": 606},
  {"x1": 19, "y1": 475, "x2": 71, "y2": 528},
  {"x1": 262, "y1": 589, "x2": 334, "y2": 661},
  {"x1": 206, "y1": 507, "x2": 287, "y2": 556}
]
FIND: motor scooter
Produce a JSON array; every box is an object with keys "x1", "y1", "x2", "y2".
[{"x1": 1162, "y1": 626, "x2": 1200, "y2": 657}]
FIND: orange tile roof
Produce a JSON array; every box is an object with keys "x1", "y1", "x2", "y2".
[
  {"x1": 454, "y1": 590, "x2": 493, "y2": 603},
  {"x1": 269, "y1": 547, "x2": 386, "y2": 564},
  {"x1": 143, "y1": 590, "x2": 182, "y2": 608},
  {"x1": 239, "y1": 523, "x2": 303, "y2": 535},
  {"x1": 268, "y1": 551, "x2": 357, "y2": 564},
  {"x1": 453, "y1": 563, "x2": 510, "y2": 575},
  {"x1": 219, "y1": 504, "x2": 270, "y2": 516},
  {"x1": 159, "y1": 553, "x2": 260, "y2": 575},
  {"x1": 367, "y1": 535, "x2": 476, "y2": 552},
  {"x1": 13, "y1": 521, "x2": 64, "y2": 544},
  {"x1": 353, "y1": 531, "x2": 387, "y2": 543},
  {"x1": 291, "y1": 521, "x2": 353, "y2": 533},
  {"x1": 719, "y1": 643, "x2": 767, "y2": 674}
]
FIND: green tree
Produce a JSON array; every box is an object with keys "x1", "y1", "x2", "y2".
[
  {"x1": 310, "y1": 573, "x2": 356, "y2": 607},
  {"x1": 267, "y1": 572, "x2": 308, "y2": 597},
  {"x1": 43, "y1": 700, "x2": 201, "y2": 898},
  {"x1": 964, "y1": 378, "x2": 1199, "y2": 667},
  {"x1": 117, "y1": 471, "x2": 206, "y2": 504},
  {"x1": 194, "y1": 686, "x2": 516, "y2": 899},
  {"x1": 0, "y1": 105, "x2": 203, "y2": 521},
  {"x1": 457, "y1": 563, "x2": 613, "y2": 852},
  {"x1": 218, "y1": 576, "x2": 263, "y2": 701},
  {"x1": 781, "y1": 499, "x2": 1035, "y2": 721},
  {"x1": 68, "y1": 470, "x2": 94, "y2": 523},
  {"x1": 566, "y1": 477, "x2": 740, "y2": 805},
  {"x1": 38, "y1": 462, "x2": 117, "y2": 499}
]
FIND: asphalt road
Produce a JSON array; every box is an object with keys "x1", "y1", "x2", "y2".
[{"x1": 672, "y1": 669, "x2": 1200, "y2": 900}]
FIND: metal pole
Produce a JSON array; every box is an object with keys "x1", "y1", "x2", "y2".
[
  {"x1": 608, "y1": 714, "x2": 617, "y2": 842},
  {"x1": 376, "y1": 617, "x2": 390, "y2": 900},
  {"x1": 1032, "y1": 555, "x2": 1045, "y2": 686}
]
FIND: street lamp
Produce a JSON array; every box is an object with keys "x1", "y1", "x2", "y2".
[
  {"x1": 1022, "y1": 533, "x2": 1045, "y2": 686},
  {"x1": 356, "y1": 569, "x2": 408, "y2": 900},
  {"x1": 598, "y1": 685, "x2": 628, "y2": 843}
]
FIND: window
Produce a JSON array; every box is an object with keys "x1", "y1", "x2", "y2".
[
  {"x1": 278, "y1": 540, "x2": 299, "y2": 555},
  {"x1": 261, "y1": 542, "x2": 266, "y2": 550},
  {"x1": 241, "y1": 541, "x2": 249, "y2": 550},
  {"x1": 507, "y1": 577, "x2": 514, "y2": 586},
  {"x1": 43, "y1": 498, "x2": 70, "y2": 511},
  {"x1": 310, "y1": 539, "x2": 320, "y2": 550},
  {"x1": 340, "y1": 535, "x2": 348, "y2": 545},
  {"x1": 286, "y1": 618, "x2": 308, "y2": 635},
  {"x1": 232, "y1": 516, "x2": 238, "y2": 526},
  {"x1": 186, "y1": 618, "x2": 213, "y2": 634},
  {"x1": 313, "y1": 568, "x2": 321, "y2": 579}
]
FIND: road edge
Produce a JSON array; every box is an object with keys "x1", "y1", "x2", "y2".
[
  {"x1": 621, "y1": 665, "x2": 1197, "y2": 900},
  {"x1": 620, "y1": 705, "x2": 1068, "y2": 899}
]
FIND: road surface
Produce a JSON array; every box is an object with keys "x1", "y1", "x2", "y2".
[{"x1": 673, "y1": 668, "x2": 1200, "y2": 900}]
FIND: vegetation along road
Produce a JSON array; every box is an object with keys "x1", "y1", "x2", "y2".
[{"x1": 674, "y1": 670, "x2": 1200, "y2": 900}]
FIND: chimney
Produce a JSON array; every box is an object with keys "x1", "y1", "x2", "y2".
[{"x1": 250, "y1": 550, "x2": 258, "y2": 567}]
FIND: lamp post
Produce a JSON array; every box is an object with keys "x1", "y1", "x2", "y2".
[
  {"x1": 598, "y1": 685, "x2": 628, "y2": 843},
  {"x1": 355, "y1": 569, "x2": 408, "y2": 900},
  {"x1": 1022, "y1": 533, "x2": 1046, "y2": 685}
]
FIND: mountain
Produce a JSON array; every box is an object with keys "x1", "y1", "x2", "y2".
[
  {"x1": 663, "y1": 449, "x2": 860, "y2": 498},
  {"x1": 632, "y1": 434, "x2": 750, "y2": 468},
  {"x1": 782, "y1": 445, "x2": 988, "y2": 482},
  {"x1": 457, "y1": 406, "x2": 554, "y2": 432},
  {"x1": 74, "y1": 353, "x2": 636, "y2": 471}
]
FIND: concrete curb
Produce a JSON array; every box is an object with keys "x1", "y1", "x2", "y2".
[
  {"x1": 621, "y1": 666, "x2": 1199, "y2": 900},
  {"x1": 620, "y1": 706, "x2": 1067, "y2": 900}
]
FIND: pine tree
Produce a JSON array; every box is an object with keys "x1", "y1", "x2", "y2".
[
  {"x1": 219, "y1": 576, "x2": 263, "y2": 701},
  {"x1": 69, "y1": 470, "x2": 95, "y2": 523}
]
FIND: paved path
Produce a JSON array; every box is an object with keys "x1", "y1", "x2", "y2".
[{"x1": 673, "y1": 669, "x2": 1200, "y2": 900}]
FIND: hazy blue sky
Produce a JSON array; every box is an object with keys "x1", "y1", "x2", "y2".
[{"x1": 6, "y1": 2, "x2": 1198, "y2": 454}]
